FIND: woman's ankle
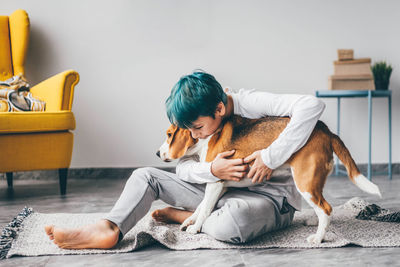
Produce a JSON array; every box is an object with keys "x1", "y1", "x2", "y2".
[{"x1": 100, "y1": 220, "x2": 121, "y2": 236}]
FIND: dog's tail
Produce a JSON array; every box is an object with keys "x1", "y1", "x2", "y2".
[{"x1": 331, "y1": 134, "x2": 382, "y2": 198}]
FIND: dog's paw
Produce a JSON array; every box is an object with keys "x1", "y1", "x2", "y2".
[
  {"x1": 180, "y1": 217, "x2": 194, "y2": 231},
  {"x1": 186, "y1": 224, "x2": 201, "y2": 234},
  {"x1": 306, "y1": 234, "x2": 323, "y2": 244}
]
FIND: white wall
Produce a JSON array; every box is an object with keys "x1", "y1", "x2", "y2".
[{"x1": 3, "y1": 0, "x2": 400, "y2": 168}]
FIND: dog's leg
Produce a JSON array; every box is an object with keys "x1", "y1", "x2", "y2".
[
  {"x1": 180, "y1": 200, "x2": 203, "y2": 231},
  {"x1": 300, "y1": 191, "x2": 331, "y2": 244},
  {"x1": 186, "y1": 182, "x2": 227, "y2": 234},
  {"x1": 291, "y1": 166, "x2": 332, "y2": 244},
  {"x1": 180, "y1": 182, "x2": 226, "y2": 232}
]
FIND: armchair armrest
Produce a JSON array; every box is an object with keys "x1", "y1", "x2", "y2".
[{"x1": 30, "y1": 70, "x2": 79, "y2": 111}]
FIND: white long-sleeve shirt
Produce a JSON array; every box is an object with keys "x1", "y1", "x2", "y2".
[{"x1": 175, "y1": 88, "x2": 326, "y2": 211}]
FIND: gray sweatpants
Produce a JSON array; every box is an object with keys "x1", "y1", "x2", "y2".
[{"x1": 103, "y1": 167, "x2": 295, "y2": 244}]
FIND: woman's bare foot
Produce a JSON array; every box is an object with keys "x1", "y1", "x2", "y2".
[
  {"x1": 44, "y1": 219, "x2": 120, "y2": 249},
  {"x1": 151, "y1": 207, "x2": 193, "y2": 224}
]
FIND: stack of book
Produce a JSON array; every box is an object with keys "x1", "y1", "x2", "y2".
[{"x1": 328, "y1": 49, "x2": 375, "y2": 90}]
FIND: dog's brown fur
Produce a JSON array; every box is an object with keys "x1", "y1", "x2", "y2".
[{"x1": 165, "y1": 115, "x2": 364, "y2": 216}]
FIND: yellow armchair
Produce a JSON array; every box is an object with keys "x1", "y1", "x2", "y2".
[{"x1": 0, "y1": 9, "x2": 79, "y2": 195}]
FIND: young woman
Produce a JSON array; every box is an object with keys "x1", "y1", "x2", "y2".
[{"x1": 45, "y1": 70, "x2": 325, "y2": 249}]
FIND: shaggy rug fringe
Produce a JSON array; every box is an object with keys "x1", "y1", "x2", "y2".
[{"x1": 0, "y1": 207, "x2": 34, "y2": 259}]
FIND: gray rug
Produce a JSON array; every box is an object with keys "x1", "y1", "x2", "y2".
[{"x1": 2, "y1": 197, "x2": 400, "y2": 259}]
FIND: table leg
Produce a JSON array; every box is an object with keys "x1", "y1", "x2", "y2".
[
  {"x1": 335, "y1": 97, "x2": 341, "y2": 176},
  {"x1": 368, "y1": 91, "x2": 372, "y2": 181},
  {"x1": 389, "y1": 94, "x2": 392, "y2": 180}
]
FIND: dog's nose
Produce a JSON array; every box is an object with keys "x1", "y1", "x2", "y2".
[{"x1": 156, "y1": 150, "x2": 160, "y2": 158}]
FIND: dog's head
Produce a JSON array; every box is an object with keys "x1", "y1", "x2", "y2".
[{"x1": 157, "y1": 124, "x2": 198, "y2": 162}]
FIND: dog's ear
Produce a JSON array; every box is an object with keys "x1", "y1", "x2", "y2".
[
  {"x1": 169, "y1": 127, "x2": 196, "y2": 159},
  {"x1": 184, "y1": 129, "x2": 198, "y2": 148},
  {"x1": 166, "y1": 124, "x2": 178, "y2": 144}
]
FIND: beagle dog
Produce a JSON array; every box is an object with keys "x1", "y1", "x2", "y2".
[{"x1": 157, "y1": 115, "x2": 382, "y2": 244}]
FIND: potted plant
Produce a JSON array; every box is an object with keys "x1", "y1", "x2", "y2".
[{"x1": 371, "y1": 61, "x2": 393, "y2": 90}]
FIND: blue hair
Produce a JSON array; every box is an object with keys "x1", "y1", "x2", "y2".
[{"x1": 165, "y1": 70, "x2": 227, "y2": 129}]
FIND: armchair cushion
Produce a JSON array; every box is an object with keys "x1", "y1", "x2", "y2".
[{"x1": 0, "y1": 111, "x2": 75, "y2": 134}]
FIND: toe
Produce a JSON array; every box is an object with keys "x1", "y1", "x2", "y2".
[
  {"x1": 151, "y1": 210, "x2": 162, "y2": 219},
  {"x1": 151, "y1": 210, "x2": 158, "y2": 216},
  {"x1": 44, "y1": 225, "x2": 54, "y2": 235}
]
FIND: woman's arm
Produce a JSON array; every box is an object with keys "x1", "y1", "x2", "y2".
[
  {"x1": 175, "y1": 150, "x2": 247, "y2": 183},
  {"x1": 260, "y1": 95, "x2": 325, "y2": 169},
  {"x1": 175, "y1": 154, "x2": 221, "y2": 184},
  {"x1": 234, "y1": 89, "x2": 326, "y2": 169}
]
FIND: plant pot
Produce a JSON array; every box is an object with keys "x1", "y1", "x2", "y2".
[{"x1": 374, "y1": 79, "x2": 389, "y2": 90}]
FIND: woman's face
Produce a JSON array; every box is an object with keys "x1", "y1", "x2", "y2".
[
  {"x1": 188, "y1": 115, "x2": 222, "y2": 139},
  {"x1": 187, "y1": 101, "x2": 227, "y2": 139}
]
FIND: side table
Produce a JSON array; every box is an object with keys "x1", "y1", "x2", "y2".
[{"x1": 315, "y1": 90, "x2": 392, "y2": 180}]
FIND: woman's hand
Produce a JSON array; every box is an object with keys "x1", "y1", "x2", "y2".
[
  {"x1": 211, "y1": 150, "x2": 249, "y2": 181},
  {"x1": 244, "y1": 150, "x2": 273, "y2": 183}
]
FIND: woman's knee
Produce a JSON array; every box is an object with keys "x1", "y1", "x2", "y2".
[
  {"x1": 129, "y1": 167, "x2": 156, "y2": 181},
  {"x1": 127, "y1": 167, "x2": 159, "y2": 187},
  {"x1": 202, "y1": 196, "x2": 285, "y2": 244},
  {"x1": 201, "y1": 200, "x2": 249, "y2": 244}
]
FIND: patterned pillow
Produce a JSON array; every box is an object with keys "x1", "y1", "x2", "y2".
[{"x1": 0, "y1": 75, "x2": 45, "y2": 112}]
